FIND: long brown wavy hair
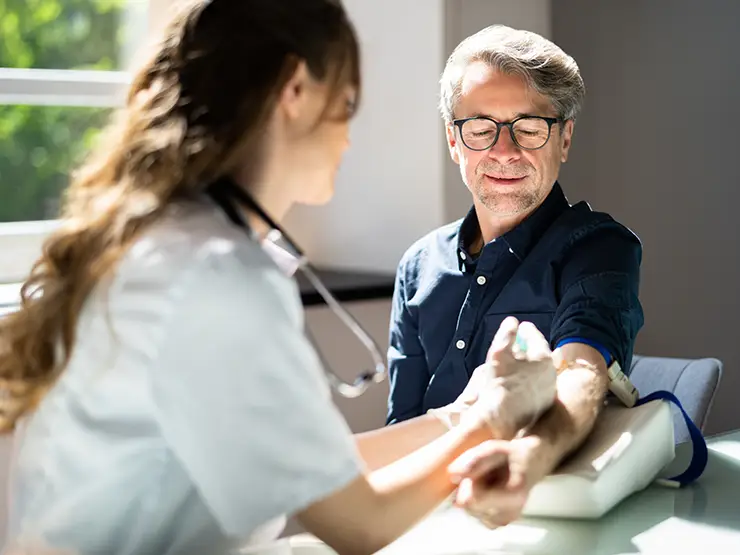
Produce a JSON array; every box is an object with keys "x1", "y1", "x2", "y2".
[{"x1": 0, "y1": 0, "x2": 361, "y2": 432}]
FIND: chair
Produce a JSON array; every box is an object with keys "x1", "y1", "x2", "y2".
[{"x1": 629, "y1": 355, "x2": 722, "y2": 444}]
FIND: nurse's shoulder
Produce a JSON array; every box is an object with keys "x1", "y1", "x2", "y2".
[{"x1": 116, "y1": 199, "x2": 301, "y2": 321}]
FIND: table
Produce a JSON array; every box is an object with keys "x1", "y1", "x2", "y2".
[
  {"x1": 295, "y1": 268, "x2": 394, "y2": 307},
  {"x1": 0, "y1": 268, "x2": 395, "y2": 316},
  {"x1": 247, "y1": 430, "x2": 740, "y2": 554}
]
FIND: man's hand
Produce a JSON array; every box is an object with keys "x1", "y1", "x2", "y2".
[{"x1": 447, "y1": 435, "x2": 558, "y2": 528}]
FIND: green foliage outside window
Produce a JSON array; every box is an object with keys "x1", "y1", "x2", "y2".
[{"x1": 0, "y1": 0, "x2": 146, "y2": 221}]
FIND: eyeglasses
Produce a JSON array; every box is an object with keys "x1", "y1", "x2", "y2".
[
  {"x1": 452, "y1": 115, "x2": 560, "y2": 151},
  {"x1": 208, "y1": 176, "x2": 387, "y2": 398}
]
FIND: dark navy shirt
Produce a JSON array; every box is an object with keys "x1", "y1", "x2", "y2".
[{"x1": 386, "y1": 183, "x2": 644, "y2": 424}]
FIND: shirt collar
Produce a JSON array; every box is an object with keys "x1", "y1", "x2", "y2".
[
  {"x1": 456, "y1": 205, "x2": 480, "y2": 270},
  {"x1": 456, "y1": 182, "x2": 570, "y2": 271}
]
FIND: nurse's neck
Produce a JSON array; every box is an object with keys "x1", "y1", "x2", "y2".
[{"x1": 230, "y1": 171, "x2": 293, "y2": 241}]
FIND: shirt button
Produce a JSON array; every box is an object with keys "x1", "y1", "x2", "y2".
[
  {"x1": 459, "y1": 252, "x2": 467, "y2": 261},
  {"x1": 456, "y1": 340, "x2": 466, "y2": 350},
  {"x1": 476, "y1": 275, "x2": 487, "y2": 285}
]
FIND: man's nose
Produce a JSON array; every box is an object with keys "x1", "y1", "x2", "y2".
[{"x1": 487, "y1": 126, "x2": 521, "y2": 164}]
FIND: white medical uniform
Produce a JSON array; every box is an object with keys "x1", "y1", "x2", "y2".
[{"x1": 4, "y1": 199, "x2": 362, "y2": 555}]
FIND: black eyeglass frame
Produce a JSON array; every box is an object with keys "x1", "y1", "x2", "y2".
[{"x1": 452, "y1": 115, "x2": 562, "y2": 151}]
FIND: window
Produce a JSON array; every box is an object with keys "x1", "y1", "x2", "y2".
[
  {"x1": 0, "y1": 0, "x2": 174, "y2": 285},
  {"x1": 1, "y1": 104, "x2": 112, "y2": 221}
]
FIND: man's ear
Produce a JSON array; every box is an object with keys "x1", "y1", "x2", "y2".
[
  {"x1": 560, "y1": 119, "x2": 575, "y2": 163},
  {"x1": 446, "y1": 123, "x2": 461, "y2": 165}
]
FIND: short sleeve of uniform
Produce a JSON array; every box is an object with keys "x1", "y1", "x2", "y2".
[{"x1": 148, "y1": 244, "x2": 362, "y2": 538}]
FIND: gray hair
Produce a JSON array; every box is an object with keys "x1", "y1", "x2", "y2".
[{"x1": 439, "y1": 25, "x2": 585, "y2": 123}]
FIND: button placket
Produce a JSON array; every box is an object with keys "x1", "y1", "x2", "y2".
[{"x1": 453, "y1": 241, "x2": 501, "y2": 360}]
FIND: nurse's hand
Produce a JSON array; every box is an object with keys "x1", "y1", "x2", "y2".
[
  {"x1": 458, "y1": 317, "x2": 557, "y2": 439},
  {"x1": 447, "y1": 435, "x2": 554, "y2": 528}
]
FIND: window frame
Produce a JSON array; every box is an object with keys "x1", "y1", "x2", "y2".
[{"x1": 0, "y1": 0, "x2": 176, "y2": 286}]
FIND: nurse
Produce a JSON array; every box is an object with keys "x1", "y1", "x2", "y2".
[{"x1": 0, "y1": 1, "x2": 556, "y2": 554}]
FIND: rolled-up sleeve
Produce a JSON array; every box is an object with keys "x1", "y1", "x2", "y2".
[
  {"x1": 550, "y1": 222, "x2": 644, "y2": 374},
  {"x1": 386, "y1": 256, "x2": 430, "y2": 424}
]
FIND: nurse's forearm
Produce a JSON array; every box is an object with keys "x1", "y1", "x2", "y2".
[
  {"x1": 298, "y1": 421, "x2": 490, "y2": 555},
  {"x1": 354, "y1": 415, "x2": 447, "y2": 471}
]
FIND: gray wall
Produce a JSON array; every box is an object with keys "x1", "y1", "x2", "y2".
[{"x1": 553, "y1": 0, "x2": 740, "y2": 433}]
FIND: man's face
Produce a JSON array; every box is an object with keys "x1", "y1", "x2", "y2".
[{"x1": 446, "y1": 62, "x2": 574, "y2": 218}]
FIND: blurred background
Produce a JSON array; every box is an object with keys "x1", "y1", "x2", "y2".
[{"x1": 0, "y1": 0, "x2": 738, "y2": 436}]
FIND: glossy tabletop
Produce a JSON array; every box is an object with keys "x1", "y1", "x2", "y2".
[{"x1": 245, "y1": 430, "x2": 740, "y2": 555}]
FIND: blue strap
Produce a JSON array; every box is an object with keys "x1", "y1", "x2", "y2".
[
  {"x1": 556, "y1": 337, "x2": 614, "y2": 367},
  {"x1": 636, "y1": 390, "x2": 708, "y2": 486}
]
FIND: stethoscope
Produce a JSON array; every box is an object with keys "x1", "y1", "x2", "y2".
[{"x1": 206, "y1": 175, "x2": 387, "y2": 398}]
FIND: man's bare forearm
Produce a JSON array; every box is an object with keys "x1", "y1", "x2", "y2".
[
  {"x1": 529, "y1": 365, "x2": 607, "y2": 467},
  {"x1": 527, "y1": 343, "x2": 609, "y2": 470},
  {"x1": 355, "y1": 344, "x2": 610, "y2": 474}
]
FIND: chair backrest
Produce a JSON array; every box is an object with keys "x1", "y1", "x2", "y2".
[{"x1": 629, "y1": 355, "x2": 722, "y2": 444}]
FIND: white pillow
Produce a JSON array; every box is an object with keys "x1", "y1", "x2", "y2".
[{"x1": 523, "y1": 399, "x2": 675, "y2": 519}]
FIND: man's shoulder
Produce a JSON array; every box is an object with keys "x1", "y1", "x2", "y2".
[
  {"x1": 559, "y1": 201, "x2": 641, "y2": 246},
  {"x1": 541, "y1": 201, "x2": 643, "y2": 278},
  {"x1": 397, "y1": 218, "x2": 463, "y2": 270}
]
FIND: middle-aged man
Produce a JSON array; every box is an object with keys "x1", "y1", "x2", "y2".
[{"x1": 385, "y1": 25, "x2": 644, "y2": 525}]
